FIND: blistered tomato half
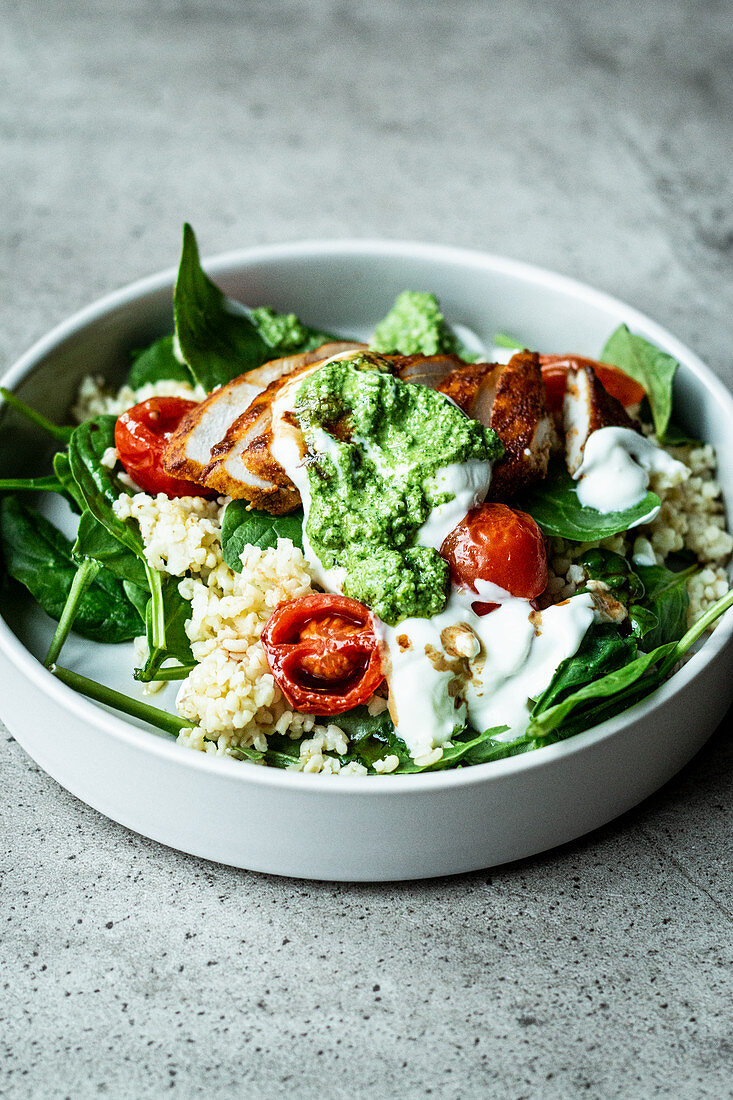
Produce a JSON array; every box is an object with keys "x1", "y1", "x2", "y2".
[
  {"x1": 261, "y1": 594, "x2": 384, "y2": 714},
  {"x1": 115, "y1": 397, "x2": 214, "y2": 497}
]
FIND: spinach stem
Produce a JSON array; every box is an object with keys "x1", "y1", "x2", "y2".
[
  {"x1": 135, "y1": 662, "x2": 196, "y2": 683},
  {"x1": 145, "y1": 563, "x2": 167, "y2": 652},
  {"x1": 44, "y1": 558, "x2": 100, "y2": 668},
  {"x1": 0, "y1": 387, "x2": 74, "y2": 443},
  {"x1": 50, "y1": 663, "x2": 194, "y2": 736},
  {"x1": 0, "y1": 475, "x2": 66, "y2": 493}
]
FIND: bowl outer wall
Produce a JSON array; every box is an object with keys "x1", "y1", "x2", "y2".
[{"x1": 1, "y1": 239, "x2": 732, "y2": 880}]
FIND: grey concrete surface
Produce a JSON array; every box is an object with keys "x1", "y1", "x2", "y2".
[{"x1": 1, "y1": 1, "x2": 732, "y2": 1096}]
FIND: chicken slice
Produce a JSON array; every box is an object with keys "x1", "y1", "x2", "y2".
[
  {"x1": 202, "y1": 360, "x2": 326, "y2": 513},
  {"x1": 436, "y1": 361, "x2": 499, "y2": 413},
  {"x1": 470, "y1": 351, "x2": 557, "y2": 500},
  {"x1": 563, "y1": 364, "x2": 638, "y2": 476},
  {"x1": 243, "y1": 341, "x2": 366, "y2": 389},
  {"x1": 396, "y1": 354, "x2": 468, "y2": 390},
  {"x1": 162, "y1": 342, "x2": 363, "y2": 487},
  {"x1": 162, "y1": 375, "x2": 264, "y2": 484}
]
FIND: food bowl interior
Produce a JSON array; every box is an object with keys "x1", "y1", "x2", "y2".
[{"x1": 2, "y1": 240, "x2": 733, "y2": 749}]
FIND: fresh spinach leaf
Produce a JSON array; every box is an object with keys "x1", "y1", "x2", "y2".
[
  {"x1": 527, "y1": 641, "x2": 678, "y2": 738},
  {"x1": 221, "y1": 500, "x2": 304, "y2": 570},
  {"x1": 0, "y1": 495, "x2": 143, "y2": 643},
  {"x1": 633, "y1": 561, "x2": 695, "y2": 651},
  {"x1": 174, "y1": 223, "x2": 269, "y2": 392},
  {"x1": 518, "y1": 463, "x2": 660, "y2": 541},
  {"x1": 73, "y1": 509, "x2": 148, "y2": 588},
  {"x1": 600, "y1": 325, "x2": 678, "y2": 440},
  {"x1": 53, "y1": 452, "x2": 86, "y2": 513},
  {"x1": 127, "y1": 334, "x2": 192, "y2": 388},
  {"x1": 68, "y1": 415, "x2": 166, "y2": 649},
  {"x1": 68, "y1": 416, "x2": 145, "y2": 558},
  {"x1": 531, "y1": 624, "x2": 637, "y2": 718}
]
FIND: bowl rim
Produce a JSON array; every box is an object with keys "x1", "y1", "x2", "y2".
[{"x1": 2, "y1": 236, "x2": 732, "y2": 796}]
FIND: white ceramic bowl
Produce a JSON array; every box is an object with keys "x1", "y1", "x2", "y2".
[{"x1": 1, "y1": 240, "x2": 732, "y2": 881}]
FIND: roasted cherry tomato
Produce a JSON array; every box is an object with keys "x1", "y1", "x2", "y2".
[
  {"x1": 441, "y1": 503, "x2": 548, "y2": 603},
  {"x1": 115, "y1": 397, "x2": 213, "y2": 498},
  {"x1": 539, "y1": 354, "x2": 646, "y2": 414},
  {"x1": 261, "y1": 594, "x2": 384, "y2": 714}
]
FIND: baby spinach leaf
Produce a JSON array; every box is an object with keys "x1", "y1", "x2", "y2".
[
  {"x1": 634, "y1": 561, "x2": 695, "y2": 651},
  {"x1": 174, "y1": 223, "x2": 269, "y2": 392},
  {"x1": 527, "y1": 641, "x2": 678, "y2": 738},
  {"x1": 68, "y1": 416, "x2": 145, "y2": 559},
  {"x1": 518, "y1": 464, "x2": 660, "y2": 541},
  {"x1": 221, "y1": 500, "x2": 304, "y2": 570},
  {"x1": 600, "y1": 325, "x2": 678, "y2": 440},
  {"x1": 53, "y1": 452, "x2": 85, "y2": 513},
  {"x1": 0, "y1": 495, "x2": 143, "y2": 643},
  {"x1": 68, "y1": 416, "x2": 166, "y2": 650},
  {"x1": 127, "y1": 335, "x2": 192, "y2": 388},
  {"x1": 73, "y1": 509, "x2": 148, "y2": 588},
  {"x1": 531, "y1": 624, "x2": 637, "y2": 718}
]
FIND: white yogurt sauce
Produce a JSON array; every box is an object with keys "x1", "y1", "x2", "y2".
[
  {"x1": 375, "y1": 583, "x2": 597, "y2": 760},
  {"x1": 574, "y1": 426, "x2": 688, "y2": 519},
  {"x1": 416, "y1": 460, "x2": 493, "y2": 551},
  {"x1": 269, "y1": 352, "x2": 594, "y2": 762}
]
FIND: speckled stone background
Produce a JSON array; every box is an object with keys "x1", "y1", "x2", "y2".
[{"x1": 1, "y1": 1, "x2": 732, "y2": 1097}]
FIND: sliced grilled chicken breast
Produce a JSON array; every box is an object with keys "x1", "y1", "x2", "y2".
[
  {"x1": 395, "y1": 354, "x2": 467, "y2": 390},
  {"x1": 162, "y1": 342, "x2": 364, "y2": 487},
  {"x1": 436, "y1": 361, "x2": 499, "y2": 413},
  {"x1": 202, "y1": 361, "x2": 326, "y2": 513},
  {"x1": 563, "y1": 364, "x2": 638, "y2": 476},
  {"x1": 243, "y1": 341, "x2": 366, "y2": 389},
  {"x1": 162, "y1": 376, "x2": 264, "y2": 484},
  {"x1": 470, "y1": 351, "x2": 557, "y2": 500}
]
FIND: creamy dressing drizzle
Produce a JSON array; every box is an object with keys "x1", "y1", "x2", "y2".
[
  {"x1": 416, "y1": 460, "x2": 493, "y2": 551},
  {"x1": 270, "y1": 352, "x2": 595, "y2": 762},
  {"x1": 574, "y1": 426, "x2": 688, "y2": 519},
  {"x1": 375, "y1": 584, "x2": 596, "y2": 759}
]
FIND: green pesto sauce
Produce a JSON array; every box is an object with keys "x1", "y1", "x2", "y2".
[
  {"x1": 249, "y1": 306, "x2": 337, "y2": 354},
  {"x1": 294, "y1": 354, "x2": 503, "y2": 625},
  {"x1": 370, "y1": 290, "x2": 461, "y2": 357}
]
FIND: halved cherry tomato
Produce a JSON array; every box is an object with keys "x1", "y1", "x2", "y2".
[
  {"x1": 441, "y1": 503, "x2": 548, "y2": 603},
  {"x1": 539, "y1": 354, "x2": 646, "y2": 414},
  {"x1": 115, "y1": 397, "x2": 214, "y2": 498},
  {"x1": 261, "y1": 594, "x2": 384, "y2": 714}
]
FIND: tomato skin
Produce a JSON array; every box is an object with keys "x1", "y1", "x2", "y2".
[
  {"x1": 441, "y1": 503, "x2": 548, "y2": 600},
  {"x1": 115, "y1": 397, "x2": 214, "y2": 498},
  {"x1": 261, "y1": 594, "x2": 384, "y2": 714},
  {"x1": 539, "y1": 355, "x2": 646, "y2": 413}
]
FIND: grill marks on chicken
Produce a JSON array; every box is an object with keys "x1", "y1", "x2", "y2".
[
  {"x1": 477, "y1": 351, "x2": 558, "y2": 499},
  {"x1": 161, "y1": 342, "x2": 364, "y2": 509},
  {"x1": 162, "y1": 344, "x2": 634, "y2": 518}
]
